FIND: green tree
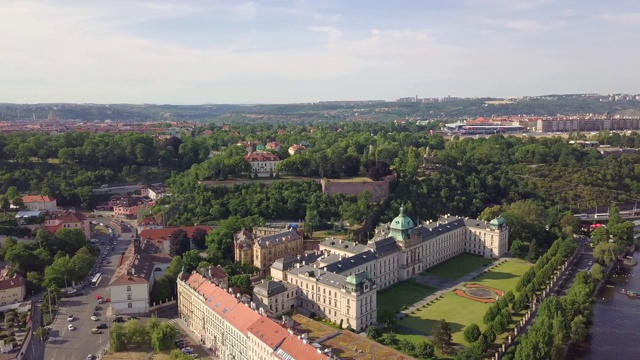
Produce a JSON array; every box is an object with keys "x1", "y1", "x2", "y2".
[
  {"x1": 399, "y1": 338, "x2": 415, "y2": 353},
  {"x1": 169, "y1": 349, "x2": 194, "y2": 360},
  {"x1": 191, "y1": 227, "x2": 207, "y2": 250},
  {"x1": 182, "y1": 250, "x2": 203, "y2": 273},
  {"x1": 589, "y1": 262, "x2": 604, "y2": 282},
  {"x1": 569, "y1": 315, "x2": 588, "y2": 343},
  {"x1": 593, "y1": 242, "x2": 619, "y2": 265},
  {"x1": 169, "y1": 229, "x2": 190, "y2": 257},
  {"x1": 35, "y1": 326, "x2": 48, "y2": 341},
  {"x1": 454, "y1": 340, "x2": 485, "y2": 360},
  {"x1": 590, "y1": 226, "x2": 609, "y2": 245},
  {"x1": 304, "y1": 207, "x2": 321, "y2": 236},
  {"x1": 382, "y1": 331, "x2": 397, "y2": 346},
  {"x1": 432, "y1": 319, "x2": 452, "y2": 354},
  {"x1": 608, "y1": 203, "x2": 622, "y2": 228},
  {"x1": 151, "y1": 322, "x2": 177, "y2": 352},
  {"x1": 463, "y1": 323, "x2": 481, "y2": 343},
  {"x1": 559, "y1": 211, "x2": 580, "y2": 236},
  {"x1": 123, "y1": 319, "x2": 150, "y2": 346},
  {"x1": 478, "y1": 205, "x2": 503, "y2": 222},
  {"x1": 110, "y1": 323, "x2": 126, "y2": 352},
  {"x1": 366, "y1": 325, "x2": 382, "y2": 340},
  {"x1": 509, "y1": 240, "x2": 527, "y2": 258},
  {"x1": 413, "y1": 341, "x2": 435, "y2": 359},
  {"x1": 229, "y1": 274, "x2": 252, "y2": 294}
]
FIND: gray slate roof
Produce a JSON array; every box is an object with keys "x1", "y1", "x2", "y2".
[
  {"x1": 320, "y1": 238, "x2": 370, "y2": 255},
  {"x1": 258, "y1": 229, "x2": 300, "y2": 248},
  {"x1": 322, "y1": 250, "x2": 376, "y2": 275}
]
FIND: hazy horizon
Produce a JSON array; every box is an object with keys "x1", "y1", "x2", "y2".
[{"x1": 2, "y1": 0, "x2": 640, "y2": 104}]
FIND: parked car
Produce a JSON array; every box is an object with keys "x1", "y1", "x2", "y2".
[
  {"x1": 91, "y1": 328, "x2": 102, "y2": 334},
  {"x1": 97, "y1": 299, "x2": 104, "y2": 304},
  {"x1": 95, "y1": 305, "x2": 100, "y2": 311},
  {"x1": 91, "y1": 315, "x2": 99, "y2": 321},
  {"x1": 113, "y1": 317, "x2": 124, "y2": 323},
  {"x1": 68, "y1": 324, "x2": 75, "y2": 331},
  {"x1": 97, "y1": 323, "x2": 108, "y2": 329},
  {"x1": 87, "y1": 355, "x2": 94, "y2": 360},
  {"x1": 67, "y1": 315, "x2": 74, "y2": 322}
]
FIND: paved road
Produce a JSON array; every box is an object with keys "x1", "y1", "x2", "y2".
[{"x1": 38, "y1": 222, "x2": 131, "y2": 360}]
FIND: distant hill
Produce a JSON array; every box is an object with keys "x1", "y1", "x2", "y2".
[
  {"x1": 1, "y1": 95, "x2": 639, "y2": 123},
  {"x1": 614, "y1": 109, "x2": 640, "y2": 118}
]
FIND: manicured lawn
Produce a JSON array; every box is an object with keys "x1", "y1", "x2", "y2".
[
  {"x1": 377, "y1": 281, "x2": 438, "y2": 316},
  {"x1": 423, "y1": 254, "x2": 491, "y2": 280},
  {"x1": 400, "y1": 292, "x2": 490, "y2": 344},
  {"x1": 470, "y1": 258, "x2": 532, "y2": 292},
  {"x1": 398, "y1": 259, "x2": 532, "y2": 345}
]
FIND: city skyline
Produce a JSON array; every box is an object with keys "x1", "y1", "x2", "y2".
[{"x1": 1, "y1": 0, "x2": 640, "y2": 104}]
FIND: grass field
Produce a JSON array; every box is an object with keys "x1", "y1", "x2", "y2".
[
  {"x1": 423, "y1": 254, "x2": 491, "y2": 280},
  {"x1": 398, "y1": 259, "x2": 532, "y2": 345},
  {"x1": 377, "y1": 281, "x2": 438, "y2": 316}
]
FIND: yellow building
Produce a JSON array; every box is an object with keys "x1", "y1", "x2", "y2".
[{"x1": 234, "y1": 227, "x2": 304, "y2": 277}]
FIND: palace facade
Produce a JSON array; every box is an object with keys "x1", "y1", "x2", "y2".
[{"x1": 268, "y1": 207, "x2": 509, "y2": 332}]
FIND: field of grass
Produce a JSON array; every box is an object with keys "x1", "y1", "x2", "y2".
[
  {"x1": 377, "y1": 281, "x2": 438, "y2": 316},
  {"x1": 423, "y1": 254, "x2": 491, "y2": 280},
  {"x1": 470, "y1": 259, "x2": 532, "y2": 292},
  {"x1": 398, "y1": 260, "x2": 532, "y2": 345}
]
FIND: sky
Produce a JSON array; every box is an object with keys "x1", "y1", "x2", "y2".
[{"x1": 1, "y1": 0, "x2": 639, "y2": 104}]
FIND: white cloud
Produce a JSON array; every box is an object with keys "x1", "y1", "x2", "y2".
[
  {"x1": 232, "y1": 2, "x2": 258, "y2": 22},
  {"x1": 601, "y1": 12, "x2": 640, "y2": 27}
]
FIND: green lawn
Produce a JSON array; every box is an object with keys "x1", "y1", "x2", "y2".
[
  {"x1": 423, "y1": 253, "x2": 491, "y2": 280},
  {"x1": 398, "y1": 259, "x2": 533, "y2": 345},
  {"x1": 377, "y1": 281, "x2": 438, "y2": 316},
  {"x1": 470, "y1": 258, "x2": 532, "y2": 292}
]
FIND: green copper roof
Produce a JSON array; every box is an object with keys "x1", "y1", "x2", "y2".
[
  {"x1": 390, "y1": 205, "x2": 414, "y2": 231},
  {"x1": 490, "y1": 217, "x2": 505, "y2": 226}
]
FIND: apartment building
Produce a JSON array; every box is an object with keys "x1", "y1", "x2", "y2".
[
  {"x1": 245, "y1": 151, "x2": 280, "y2": 177},
  {"x1": 44, "y1": 210, "x2": 91, "y2": 239},
  {"x1": 253, "y1": 280, "x2": 298, "y2": 317},
  {"x1": 21, "y1": 195, "x2": 57, "y2": 212},
  {"x1": 177, "y1": 271, "x2": 331, "y2": 360}
]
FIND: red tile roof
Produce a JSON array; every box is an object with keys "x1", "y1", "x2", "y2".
[
  {"x1": 224, "y1": 301, "x2": 262, "y2": 335},
  {"x1": 244, "y1": 151, "x2": 280, "y2": 162},
  {"x1": 22, "y1": 195, "x2": 56, "y2": 203},
  {"x1": 138, "y1": 226, "x2": 212, "y2": 242},
  {"x1": 276, "y1": 334, "x2": 329, "y2": 360},
  {"x1": 247, "y1": 317, "x2": 288, "y2": 349},
  {"x1": 0, "y1": 274, "x2": 25, "y2": 291}
]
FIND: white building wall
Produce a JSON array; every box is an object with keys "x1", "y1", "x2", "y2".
[{"x1": 109, "y1": 282, "x2": 149, "y2": 315}]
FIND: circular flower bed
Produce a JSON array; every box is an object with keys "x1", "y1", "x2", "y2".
[{"x1": 454, "y1": 284, "x2": 504, "y2": 303}]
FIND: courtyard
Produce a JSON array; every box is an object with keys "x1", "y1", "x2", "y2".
[
  {"x1": 393, "y1": 259, "x2": 532, "y2": 345},
  {"x1": 376, "y1": 281, "x2": 438, "y2": 316},
  {"x1": 422, "y1": 253, "x2": 491, "y2": 281}
]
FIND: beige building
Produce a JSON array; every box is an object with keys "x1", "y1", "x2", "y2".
[
  {"x1": 0, "y1": 263, "x2": 25, "y2": 306},
  {"x1": 21, "y1": 195, "x2": 57, "y2": 212},
  {"x1": 108, "y1": 238, "x2": 172, "y2": 315},
  {"x1": 177, "y1": 271, "x2": 328, "y2": 360},
  {"x1": 271, "y1": 207, "x2": 509, "y2": 332},
  {"x1": 252, "y1": 280, "x2": 298, "y2": 317},
  {"x1": 245, "y1": 151, "x2": 280, "y2": 177},
  {"x1": 234, "y1": 227, "x2": 304, "y2": 277}
]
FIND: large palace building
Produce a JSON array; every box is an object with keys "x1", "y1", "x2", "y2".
[{"x1": 267, "y1": 207, "x2": 509, "y2": 332}]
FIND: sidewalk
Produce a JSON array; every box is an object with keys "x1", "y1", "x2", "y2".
[{"x1": 172, "y1": 318, "x2": 218, "y2": 360}]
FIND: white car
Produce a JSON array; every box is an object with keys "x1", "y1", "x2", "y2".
[
  {"x1": 68, "y1": 324, "x2": 75, "y2": 331},
  {"x1": 67, "y1": 315, "x2": 74, "y2": 322},
  {"x1": 91, "y1": 315, "x2": 99, "y2": 321}
]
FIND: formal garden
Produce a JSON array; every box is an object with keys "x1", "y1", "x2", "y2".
[
  {"x1": 397, "y1": 260, "x2": 531, "y2": 344},
  {"x1": 0, "y1": 308, "x2": 30, "y2": 350}
]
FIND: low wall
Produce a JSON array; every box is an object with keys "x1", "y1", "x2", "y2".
[
  {"x1": 321, "y1": 175, "x2": 395, "y2": 202},
  {"x1": 149, "y1": 299, "x2": 176, "y2": 312}
]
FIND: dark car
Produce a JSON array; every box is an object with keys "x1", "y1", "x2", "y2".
[
  {"x1": 74, "y1": 292, "x2": 84, "y2": 297},
  {"x1": 128, "y1": 316, "x2": 139, "y2": 320},
  {"x1": 96, "y1": 323, "x2": 108, "y2": 329},
  {"x1": 113, "y1": 317, "x2": 125, "y2": 323},
  {"x1": 94, "y1": 305, "x2": 100, "y2": 311}
]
